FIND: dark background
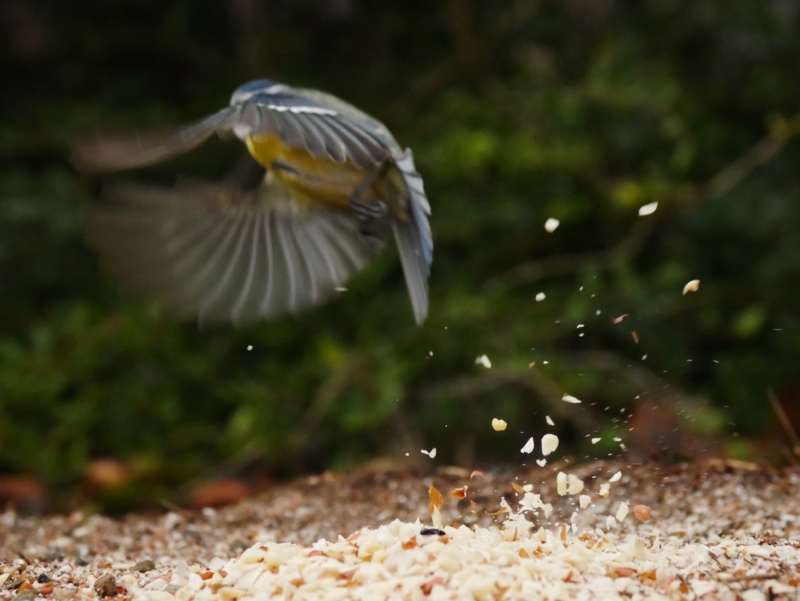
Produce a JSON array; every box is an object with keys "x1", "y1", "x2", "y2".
[{"x1": 2, "y1": 0, "x2": 799, "y2": 511}]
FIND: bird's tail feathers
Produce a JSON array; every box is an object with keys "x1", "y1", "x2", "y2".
[{"x1": 391, "y1": 149, "x2": 433, "y2": 325}]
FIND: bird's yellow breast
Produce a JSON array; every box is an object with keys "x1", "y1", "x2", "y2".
[{"x1": 245, "y1": 134, "x2": 366, "y2": 207}]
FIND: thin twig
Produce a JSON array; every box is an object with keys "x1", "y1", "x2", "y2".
[
  {"x1": 506, "y1": 215, "x2": 655, "y2": 285},
  {"x1": 717, "y1": 573, "x2": 781, "y2": 583},
  {"x1": 766, "y1": 388, "x2": 800, "y2": 458},
  {"x1": 384, "y1": 0, "x2": 543, "y2": 120},
  {"x1": 417, "y1": 365, "x2": 598, "y2": 432},
  {"x1": 290, "y1": 358, "x2": 363, "y2": 451},
  {"x1": 697, "y1": 114, "x2": 800, "y2": 204},
  {"x1": 506, "y1": 111, "x2": 800, "y2": 286}
]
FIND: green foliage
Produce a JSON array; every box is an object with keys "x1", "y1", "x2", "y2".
[{"x1": 2, "y1": 0, "x2": 800, "y2": 507}]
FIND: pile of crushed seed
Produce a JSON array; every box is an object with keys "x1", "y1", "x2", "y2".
[{"x1": 1, "y1": 462, "x2": 799, "y2": 600}]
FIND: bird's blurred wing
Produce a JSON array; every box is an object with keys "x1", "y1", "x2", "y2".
[
  {"x1": 72, "y1": 89, "x2": 395, "y2": 174},
  {"x1": 87, "y1": 177, "x2": 383, "y2": 324},
  {"x1": 70, "y1": 109, "x2": 232, "y2": 173}
]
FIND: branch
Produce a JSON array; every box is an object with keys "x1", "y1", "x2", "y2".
[
  {"x1": 505, "y1": 112, "x2": 800, "y2": 286},
  {"x1": 505, "y1": 213, "x2": 656, "y2": 285},
  {"x1": 384, "y1": 0, "x2": 544, "y2": 120},
  {"x1": 416, "y1": 365, "x2": 599, "y2": 432},
  {"x1": 766, "y1": 388, "x2": 800, "y2": 457}
]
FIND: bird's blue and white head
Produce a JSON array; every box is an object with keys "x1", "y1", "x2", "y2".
[{"x1": 230, "y1": 79, "x2": 289, "y2": 105}]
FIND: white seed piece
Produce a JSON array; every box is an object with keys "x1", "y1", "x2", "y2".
[
  {"x1": 541, "y1": 434, "x2": 559, "y2": 456},
  {"x1": 683, "y1": 279, "x2": 701, "y2": 295},
  {"x1": 638, "y1": 201, "x2": 658, "y2": 216},
  {"x1": 521, "y1": 437, "x2": 535, "y2": 454}
]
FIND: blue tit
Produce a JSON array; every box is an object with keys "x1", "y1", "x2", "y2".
[{"x1": 72, "y1": 79, "x2": 432, "y2": 325}]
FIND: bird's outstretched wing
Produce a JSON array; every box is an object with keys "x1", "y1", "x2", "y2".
[
  {"x1": 71, "y1": 91, "x2": 397, "y2": 173},
  {"x1": 70, "y1": 110, "x2": 232, "y2": 173},
  {"x1": 87, "y1": 177, "x2": 384, "y2": 324}
]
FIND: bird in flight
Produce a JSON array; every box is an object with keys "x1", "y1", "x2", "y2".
[{"x1": 71, "y1": 79, "x2": 432, "y2": 325}]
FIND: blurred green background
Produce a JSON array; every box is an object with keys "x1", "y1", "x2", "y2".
[{"x1": 1, "y1": 0, "x2": 799, "y2": 510}]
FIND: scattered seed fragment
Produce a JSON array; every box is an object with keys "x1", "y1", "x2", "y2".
[
  {"x1": 428, "y1": 485, "x2": 444, "y2": 510},
  {"x1": 683, "y1": 279, "x2": 701, "y2": 295},
  {"x1": 535, "y1": 292, "x2": 546, "y2": 301},
  {"x1": 612, "y1": 314, "x2": 629, "y2": 324},
  {"x1": 536, "y1": 459, "x2": 547, "y2": 467},
  {"x1": 633, "y1": 504, "x2": 652, "y2": 521},
  {"x1": 218, "y1": 587, "x2": 248, "y2": 600},
  {"x1": 475, "y1": 354, "x2": 492, "y2": 369},
  {"x1": 579, "y1": 495, "x2": 591, "y2": 509},
  {"x1": 609, "y1": 471, "x2": 622, "y2": 483},
  {"x1": 562, "y1": 394, "x2": 581, "y2": 404},
  {"x1": 638, "y1": 201, "x2": 658, "y2": 216},
  {"x1": 591, "y1": 437, "x2": 601, "y2": 444},
  {"x1": 491, "y1": 418, "x2": 507, "y2": 432},
  {"x1": 541, "y1": 434, "x2": 559, "y2": 456},
  {"x1": 486, "y1": 505, "x2": 509, "y2": 516},
  {"x1": 6, "y1": 576, "x2": 27, "y2": 590},
  {"x1": 544, "y1": 218, "x2": 560, "y2": 233},
  {"x1": 545, "y1": 415, "x2": 554, "y2": 426},
  {"x1": 520, "y1": 437, "x2": 535, "y2": 454},
  {"x1": 557, "y1": 472, "x2": 568, "y2": 496},
  {"x1": 36, "y1": 582, "x2": 55, "y2": 595},
  {"x1": 450, "y1": 486, "x2": 468, "y2": 499},
  {"x1": 567, "y1": 474, "x2": 585, "y2": 495},
  {"x1": 599, "y1": 483, "x2": 611, "y2": 497},
  {"x1": 615, "y1": 502, "x2": 629, "y2": 522},
  {"x1": 631, "y1": 331, "x2": 639, "y2": 344},
  {"x1": 421, "y1": 448, "x2": 437, "y2": 459}
]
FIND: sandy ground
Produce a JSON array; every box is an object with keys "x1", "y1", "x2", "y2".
[{"x1": 1, "y1": 461, "x2": 799, "y2": 600}]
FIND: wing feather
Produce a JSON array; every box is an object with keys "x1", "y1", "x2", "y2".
[
  {"x1": 71, "y1": 87, "x2": 396, "y2": 174},
  {"x1": 86, "y1": 176, "x2": 381, "y2": 324},
  {"x1": 70, "y1": 109, "x2": 231, "y2": 172}
]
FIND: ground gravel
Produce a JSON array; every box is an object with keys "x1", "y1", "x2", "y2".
[{"x1": 1, "y1": 461, "x2": 798, "y2": 600}]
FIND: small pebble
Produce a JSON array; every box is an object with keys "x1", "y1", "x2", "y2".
[
  {"x1": 36, "y1": 574, "x2": 51, "y2": 584},
  {"x1": 133, "y1": 559, "x2": 156, "y2": 573},
  {"x1": 93, "y1": 573, "x2": 117, "y2": 597}
]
